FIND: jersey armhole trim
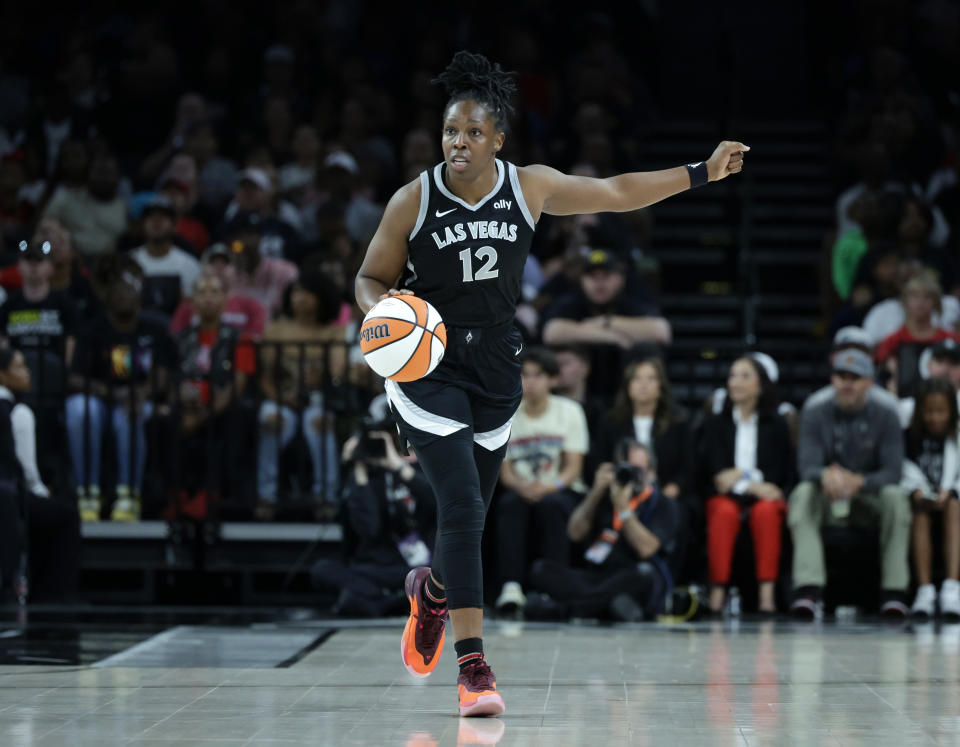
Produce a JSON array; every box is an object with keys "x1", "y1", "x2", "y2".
[
  {"x1": 508, "y1": 162, "x2": 536, "y2": 230},
  {"x1": 408, "y1": 171, "x2": 430, "y2": 240}
]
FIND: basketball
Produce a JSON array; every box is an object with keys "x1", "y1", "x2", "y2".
[{"x1": 359, "y1": 295, "x2": 447, "y2": 382}]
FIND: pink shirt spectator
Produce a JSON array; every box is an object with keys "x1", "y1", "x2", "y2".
[
  {"x1": 170, "y1": 295, "x2": 267, "y2": 338},
  {"x1": 231, "y1": 257, "x2": 298, "y2": 318},
  {"x1": 335, "y1": 301, "x2": 352, "y2": 326}
]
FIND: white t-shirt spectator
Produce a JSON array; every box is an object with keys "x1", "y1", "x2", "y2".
[
  {"x1": 506, "y1": 395, "x2": 589, "y2": 490},
  {"x1": 131, "y1": 245, "x2": 201, "y2": 315},
  {"x1": 863, "y1": 296, "x2": 960, "y2": 346},
  {"x1": 43, "y1": 186, "x2": 127, "y2": 256}
]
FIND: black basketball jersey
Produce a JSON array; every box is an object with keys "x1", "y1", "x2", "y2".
[{"x1": 401, "y1": 159, "x2": 536, "y2": 328}]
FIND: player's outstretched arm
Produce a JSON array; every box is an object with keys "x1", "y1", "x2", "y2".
[
  {"x1": 355, "y1": 180, "x2": 421, "y2": 314},
  {"x1": 523, "y1": 141, "x2": 749, "y2": 217}
]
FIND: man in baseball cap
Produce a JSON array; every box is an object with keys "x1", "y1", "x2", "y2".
[
  {"x1": 832, "y1": 326, "x2": 873, "y2": 355},
  {"x1": 787, "y1": 345, "x2": 909, "y2": 621}
]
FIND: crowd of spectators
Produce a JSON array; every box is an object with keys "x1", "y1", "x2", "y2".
[{"x1": 0, "y1": 3, "x2": 959, "y2": 619}]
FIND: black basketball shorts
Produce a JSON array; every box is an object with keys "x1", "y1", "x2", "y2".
[{"x1": 385, "y1": 322, "x2": 523, "y2": 452}]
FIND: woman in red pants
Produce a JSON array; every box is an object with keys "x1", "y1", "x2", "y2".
[{"x1": 699, "y1": 356, "x2": 796, "y2": 615}]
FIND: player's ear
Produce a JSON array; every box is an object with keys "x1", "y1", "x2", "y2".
[{"x1": 494, "y1": 132, "x2": 505, "y2": 152}]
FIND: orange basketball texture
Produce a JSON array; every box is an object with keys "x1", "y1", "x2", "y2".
[{"x1": 360, "y1": 295, "x2": 447, "y2": 382}]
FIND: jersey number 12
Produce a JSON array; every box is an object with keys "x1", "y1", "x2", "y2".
[{"x1": 459, "y1": 246, "x2": 499, "y2": 283}]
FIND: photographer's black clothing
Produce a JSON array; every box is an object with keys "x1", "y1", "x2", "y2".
[
  {"x1": 345, "y1": 466, "x2": 434, "y2": 566},
  {"x1": 311, "y1": 462, "x2": 435, "y2": 616},
  {"x1": 530, "y1": 558, "x2": 664, "y2": 620},
  {"x1": 496, "y1": 488, "x2": 576, "y2": 585},
  {"x1": 530, "y1": 486, "x2": 678, "y2": 618},
  {"x1": 589, "y1": 487, "x2": 678, "y2": 574}
]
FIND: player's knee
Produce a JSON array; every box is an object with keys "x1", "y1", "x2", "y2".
[{"x1": 438, "y1": 492, "x2": 485, "y2": 533}]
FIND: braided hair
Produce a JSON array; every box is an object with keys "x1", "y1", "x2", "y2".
[{"x1": 432, "y1": 51, "x2": 517, "y2": 132}]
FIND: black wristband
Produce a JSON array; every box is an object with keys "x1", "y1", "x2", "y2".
[{"x1": 685, "y1": 161, "x2": 709, "y2": 188}]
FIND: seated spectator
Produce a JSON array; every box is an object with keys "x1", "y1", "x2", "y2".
[
  {"x1": 225, "y1": 211, "x2": 298, "y2": 318},
  {"x1": 542, "y1": 248, "x2": 671, "y2": 349},
  {"x1": 831, "y1": 189, "x2": 889, "y2": 303},
  {"x1": 310, "y1": 407, "x2": 435, "y2": 617},
  {"x1": 898, "y1": 339, "x2": 960, "y2": 427},
  {"x1": 876, "y1": 270, "x2": 960, "y2": 396},
  {"x1": 863, "y1": 262, "x2": 960, "y2": 345},
  {"x1": 842, "y1": 242, "x2": 904, "y2": 327},
  {"x1": 67, "y1": 267, "x2": 176, "y2": 522},
  {"x1": 700, "y1": 357, "x2": 795, "y2": 615},
  {"x1": 43, "y1": 152, "x2": 126, "y2": 257},
  {"x1": 33, "y1": 217, "x2": 99, "y2": 323},
  {"x1": 315, "y1": 150, "x2": 383, "y2": 248},
  {"x1": 542, "y1": 248, "x2": 670, "y2": 394},
  {"x1": 130, "y1": 196, "x2": 201, "y2": 319},
  {"x1": 169, "y1": 243, "x2": 267, "y2": 338},
  {"x1": 174, "y1": 273, "x2": 255, "y2": 510},
  {"x1": 494, "y1": 347, "x2": 588, "y2": 615},
  {"x1": 221, "y1": 167, "x2": 302, "y2": 262},
  {"x1": 0, "y1": 156, "x2": 33, "y2": 244},
  {"x1": 256, "y1": 270, "x2": 346, "y2": 519},
  {"x1": 896, "y1": 195, "x2": 959, "y2": 297},
  {"x1": 183, "y1": 120, "x2": 239, "y2": 220},
  {"x1": 707, "y1": 352, "x2": 797, "y2": 430},
  {"x1": 789, "y1": 349, "x2": 909, "y2": 620},
  {"x1": 902, "y1": 379, "x2": 960, "y2": 618},
  {"x1": 0, "y1": 347, "x2": 80, "y2": 602},
  {"x1": 158, "y1": 173, "x2": 210, "y2": 255},
  {"x1": 592, "y1": 357, "x2": 694, "y2": 580},
  {"x1": 279, "y1": 124, "x2": 321, "y2": 207},
  {"x1": 0, "y1": 239, "x2": 78, "y2": 376},
  {"x1": 529, "y1": 440, "x2": 677, "y2": 621},
  {"x1": 551, "y1": 343, "x2": 605, "y2": 434}
]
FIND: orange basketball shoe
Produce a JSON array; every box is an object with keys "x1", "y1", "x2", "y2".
[
  {"x1": 401, "y1": 567, "x2": 447, "y2": 677},
  {"x1": 457, "y1": 659, "x2": 505, "y2": 717}
]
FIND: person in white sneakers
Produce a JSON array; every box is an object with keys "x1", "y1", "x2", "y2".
[
  {"x1": 494, "y1": 347, "x2": 589, "y2": 614},
  {"x1": 902, "y1": 378, "x2": 960, "y2": 618}
]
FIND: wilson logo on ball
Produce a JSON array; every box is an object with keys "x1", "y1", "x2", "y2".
[
  {"x1": 360, "y1": 324, "x2": 390, "y2": 343},
  {"x1": 360, "y1": 295, "x2": 447, "y2": 382}
]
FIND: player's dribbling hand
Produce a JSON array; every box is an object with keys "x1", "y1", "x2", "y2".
[
  {"x1": 379, "y1": 288, "x2": 414, "y2": 300},
  {"x1": 706, "y1": 141, "x2": 750, "y2": 181}
]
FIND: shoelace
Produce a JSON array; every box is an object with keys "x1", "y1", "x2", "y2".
[
  {"x1": 417, "y1": 605, "x2": 447, "y2": 649},
  {"x1": 462, "y1": 660, "x2": 495, "y2": 690}
]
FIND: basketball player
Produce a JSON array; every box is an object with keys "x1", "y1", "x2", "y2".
[{"x1": 355, "y1": 51, "x2": 748, "y2": 717}]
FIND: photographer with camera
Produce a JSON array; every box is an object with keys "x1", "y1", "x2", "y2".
[
  {"x1": 310, "y1": 399, "x2": 435, "y2": 617},
  {"x1": 528, "y1": 438, "x2": 678, "y2": 621}
]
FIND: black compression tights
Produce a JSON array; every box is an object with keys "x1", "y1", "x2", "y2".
[{"x1": 413, "y1": 429, "x2": 507, "y2": 610}]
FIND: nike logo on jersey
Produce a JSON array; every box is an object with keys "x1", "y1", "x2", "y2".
[
  {"x1": 493, "y1": 199, "x2": 512, "y2": 210},
  {"x1": 515, "y1": 344, "x2": 523, "y2": 357},
  {"x1": 435, "y1": 208, "x2": 457, "y2": 217}
]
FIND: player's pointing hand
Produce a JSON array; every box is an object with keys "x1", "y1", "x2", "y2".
[{"x1": 707, "y1": 141, "x2": 750, "y2": 182}]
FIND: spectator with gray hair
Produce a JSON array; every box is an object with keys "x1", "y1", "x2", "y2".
[{"x1": 788, "y1": 348, "x2": 910, "y2": 620}]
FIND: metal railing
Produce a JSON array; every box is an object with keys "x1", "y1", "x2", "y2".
[{"x1": 16, "y1": 336, "x2": 364, "y2": 520}]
